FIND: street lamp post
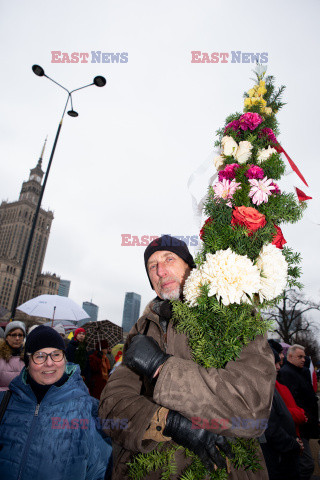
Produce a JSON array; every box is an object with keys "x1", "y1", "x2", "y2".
[{"x1": 11, "y1": 65, "x2": 106, "y2": 319}]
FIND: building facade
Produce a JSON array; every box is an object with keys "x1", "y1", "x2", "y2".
[
  {"x1": 0, "y1": 142, "x2": 60, "y2": 314},
  {"x1": 82, "y1": 301, "x2": 98, "y2": 322},
  {"x1": 58, "y1": 279, "x2": 71, "y2": 297},
  {"x1": 122, "y1": 292, "x2": 141, "y2": 333}
]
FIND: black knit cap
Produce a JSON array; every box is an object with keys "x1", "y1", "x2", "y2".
[
  {"x1": 144, "y1": 235, "x2": 196, "y2": 289},
  {"x1": 268, "y1": 339, "x2": 283, "y2": 354},
  {"x1": 24, "y1": 325, "x2": 66, "y2": 366}
]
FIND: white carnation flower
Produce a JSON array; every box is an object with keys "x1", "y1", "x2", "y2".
[
  {"x1": 221, "y1": 136, "x2": 238, "y2": 157},
  {"x1": 234, "y1": 141, "x2": 253, "y2": 164},
  {"x1": 257, "y1": 146, "x2": 277, "y2": 163},
  {"x1": 213, "y1": 154, "x2": 224, "y2": 170},
  {"x1": 183, "y1": 268, "x2": 207, "y2": 307},
  {"x1": 256, "y1": 244, "x2": 288, "y2": 301},
  {"x1": 200, "y1": 249, "x2": 261, "y2": 306}
]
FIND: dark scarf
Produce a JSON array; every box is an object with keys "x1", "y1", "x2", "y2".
[
  {"x1": 27, "y1": 371, "x2": 69, "y2": 404},
  {"x1": 152, "y1": 298, "x2": 173, "y2": 333}
]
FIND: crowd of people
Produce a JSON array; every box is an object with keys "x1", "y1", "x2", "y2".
[{"x1": 0, "y1": 235, "x2": 319, "y2": 480}]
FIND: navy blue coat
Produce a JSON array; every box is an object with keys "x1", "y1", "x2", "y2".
[{"x1": 0, "y1": 364, "x2": 112, "y2": 480}]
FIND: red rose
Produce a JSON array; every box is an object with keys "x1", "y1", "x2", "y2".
[
  {"x1": 200, "y1": 217, "x2": 213, "y2": 241},
  {"x1": 231, "y1": 206, "x2": 266, "y2": 236},
  {"x1": 272, "y1": 224, "x2": 287, "y2": 249}
]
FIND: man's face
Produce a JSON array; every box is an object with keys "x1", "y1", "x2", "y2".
[
  {"x1": 147, "y1": 251, "x2": 191, "y2": 300},
  {"x1": 288, "y1": 348, "x2": 306, "y2": 368}
]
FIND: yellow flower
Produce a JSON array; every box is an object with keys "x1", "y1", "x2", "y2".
[
  {"x1": 251, "y1": 97, "x2": 260, "y2": 105},
  {"x1": 259, "y1": 97, "x2": 267, "y2": 106},
  {"x1": 248, "y1": 88, "x2": 256, "y2": 98},
  {"x1": 257, "y1": 86, "x2": 267, "y2": 96},
  {"x1": 264, "y1": 107, "x2": 273, "y2": 115},
  {"x1": 244, "y1": 98, "x2": 252, "y2": 107},
  {"x1": 259, "y1": 80, "x2": 266, "y2": 87}
]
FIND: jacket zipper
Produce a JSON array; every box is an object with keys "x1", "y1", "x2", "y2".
[{"x1": 17, "y1": 404, "x2": 40, "y2": 480}]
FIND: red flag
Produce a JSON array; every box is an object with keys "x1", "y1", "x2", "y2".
[
  {"x1": 275, "y1": 144, "x2": 309, "y2": 187},
  {"x1": 295, "y1": 187, "x2": 312, "y2": 202}
]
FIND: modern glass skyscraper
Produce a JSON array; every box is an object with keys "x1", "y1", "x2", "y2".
[
  {"x1": 58, "y1": 279, "x2": 71, "y2": 297},
  {"x1": 122, "y1": 292, "x2": 141, "y2": 333},
  {"x1": 82, "y1": 301, "x2": 98, "y2": 322}
]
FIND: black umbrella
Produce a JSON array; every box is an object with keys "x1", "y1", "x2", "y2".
[{"x1": 83, "y1": 319, "x2": 123, "y2": 350}]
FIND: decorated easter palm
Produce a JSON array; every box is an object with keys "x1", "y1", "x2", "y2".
[{"x1": 128, "y1": 67, "x2": 308, "y2": 480}]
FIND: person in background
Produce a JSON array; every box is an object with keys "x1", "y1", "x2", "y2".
[
  {"x1": 66, "y1": 327, "x2": 90, "y2": 385},
  {"x1": 268, "y1": 339, "x2": 284, "y2": 365},
  {"x1": 0, "y1": 321, "x2": 26, "y2": 391},
  {"x1": 53, "y1": 323, "x2": 70, "y2": 347},
  {"x1": 278, "y1": 344, "x2": 319, "y2": 480},
  {"x1": 89, "y1": 340, "x2": 111, "y2": 399},
  {"x1": 260, "y1": 348, "x2": 303, "y2": 480},
  {"x1": 105, "y1": 345, "x2": 115, "y2": 371},
  {"x1": 0, "y1": 325, "x2": 112, "y2": 480}
]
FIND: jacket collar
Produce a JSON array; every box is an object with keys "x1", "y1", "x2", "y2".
[
  {"x1": 9, "y1": 363, "x2": 88, "y2": 405},
  {"x1": 286, "y1": 360, "x2": 304, "y2": 374}
]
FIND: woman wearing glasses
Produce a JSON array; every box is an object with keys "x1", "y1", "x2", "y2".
[
  {"x1": 0, "y1": 325, "x2": 112, "y2": 480},
  {"x1": 0, "y1": 320, "x2": 25, "y2": 391}
]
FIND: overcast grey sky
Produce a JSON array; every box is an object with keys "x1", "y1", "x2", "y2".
[{"x1": 1, "y1": 0, "x2": 319, "y2": 326}]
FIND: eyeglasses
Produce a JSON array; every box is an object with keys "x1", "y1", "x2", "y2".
[
  {"x1": 7, "y1": 333, "x2": 24, "y2": 338},
  {"x1": 29, "y1": 350, "x2": 64, "y2": 364}
]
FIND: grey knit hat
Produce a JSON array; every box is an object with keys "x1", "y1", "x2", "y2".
[
  {"x1": 4, "y1": 321, "x2": 26, "y2": 339},
  {"x1": 53, "y1": 324, "x2": 66, "y2": 336}
]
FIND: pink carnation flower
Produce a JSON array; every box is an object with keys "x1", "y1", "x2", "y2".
[
  {"x1": 270, "y1": 181, "x2": 281, "y2": 195},
  {"x1": 218, "y1": 163, "x2": 240, "y2": 181},
  {"x1": 249, "y1": 176, "x2": 275, "y2": 205},
  {"x1": 239, "y1": 112, "x2": 263, "y2": 131},
  {"x1": 213, "y1": 179, "x2": 241, "y2": 207},
  {"x1": 259, "y1": 128, "x2": 278, "y2": 144},
  {"x1": 224, "y1": 119, "x2": 240, "y2": 133},
  {"x1": 245, "y1": 165, "x2": 265, "y2": 180}
]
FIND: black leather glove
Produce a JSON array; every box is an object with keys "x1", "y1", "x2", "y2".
[
  {"x1": 123, "y1": 334, "x2": 171, "y2": 382},
  {"x1": 163, "y1": 410, "x2": 233, "y2": 471}
]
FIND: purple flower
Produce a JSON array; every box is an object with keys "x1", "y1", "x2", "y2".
[
  {"x1": 245, "y1": 165, "x2": 265, "y2": 180},
  {"x1": 239, "y1": 112, "x2": 263, "y2": 131},
  {"x1": 224, "y1": 119, "x2": 240, "y2": 133},
  {"x1": 218, "y1": 163, "x2": 240, "y2": 181},
  {"x1": 270, "y1": 181, "x2": 281, "y2": 194},
  {"x1": 259, "y1": 128, "x2": 278, "y2": 144}
]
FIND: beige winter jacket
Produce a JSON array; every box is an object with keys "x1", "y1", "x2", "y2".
[{"x1": 99, "y1": 300, "x2": 276, "y2": 479}]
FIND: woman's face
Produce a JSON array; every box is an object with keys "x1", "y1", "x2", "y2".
[
  {"x1": 6, "y1": 328, "x2": 25, "y2": 349},
  {"x1": 76, "y1": 332, "x2": 85, "y2": 343},
  {"x1": 28, "y1": 347, "x2": 66, "y2": 385}
]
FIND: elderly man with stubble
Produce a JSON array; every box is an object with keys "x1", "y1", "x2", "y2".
[{"x1": 99, "y1": 235, "x2": 275, "y2": 479}]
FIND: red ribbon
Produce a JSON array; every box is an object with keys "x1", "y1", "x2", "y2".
[
  {"x1": 275, "y1": 144, "x2": 309, "y2": 187},
  {"x1": 295, "y1": 187, "x2": 312, "y2": 202}
]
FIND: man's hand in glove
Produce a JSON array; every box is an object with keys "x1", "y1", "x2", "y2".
[
  {"x1": 163, "y1": 410, "x2": 234, "y2": 472},
  {"x1": 123, "y1": 334, "x2": 171, "y2": 383}
]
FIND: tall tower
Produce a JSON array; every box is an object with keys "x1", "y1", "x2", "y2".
[
  {"x1": 122, "y1": 292, "x2": 141, "y2": 333},
  {"x1": 82, "y1": 301, "x2": 99, "y2": 322},
  {"x1": 0, "y1": 140, "x2": 60, "y2": 313}
]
